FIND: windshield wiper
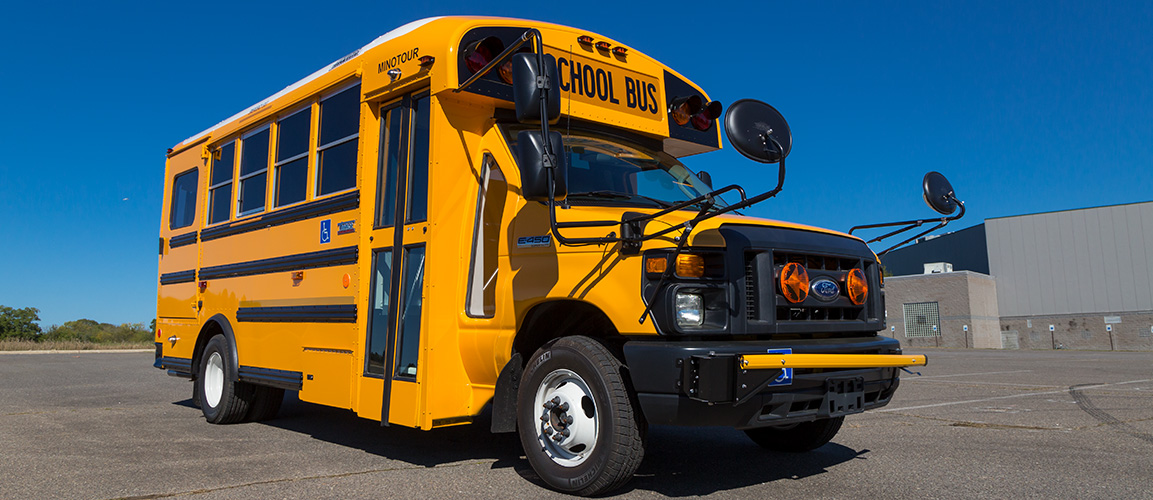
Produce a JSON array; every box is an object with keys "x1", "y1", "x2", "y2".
[{"x1": 567, "y1": 190, "x2": 672, "y2": 208}]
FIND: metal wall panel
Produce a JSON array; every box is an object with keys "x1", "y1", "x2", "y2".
[{"x1": 987, "y1": 202, "x2": 1153, "y2": 316}]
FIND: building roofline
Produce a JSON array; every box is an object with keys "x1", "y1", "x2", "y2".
[{"x1": 986, "y1": 200, "x2": 1153, "y2": 221}]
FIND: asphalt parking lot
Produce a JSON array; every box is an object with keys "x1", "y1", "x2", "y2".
[{"x1": 1, "y1": 348, "x2": 1150, "y2": 499}]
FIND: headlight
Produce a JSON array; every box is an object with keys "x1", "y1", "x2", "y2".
[{"x1": 675, "y1": 292, "x2": 703, "y2": 327}]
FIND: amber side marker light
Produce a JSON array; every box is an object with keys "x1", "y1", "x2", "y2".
[
  {"x1": 847, "y1": 268, "x2": 868, "y2": 305},
  {"x1": 779, "y1": 262, "x2": 809, "y2": 303},
  {"x1": 675, "y1": 254, "x2": 705, "y2": 278},
  {"x1": 419, "y1": 55, "x2": 435, "y2": 67}
]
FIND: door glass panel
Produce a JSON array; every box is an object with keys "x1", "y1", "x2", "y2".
[
  {"x1": 376, "y1": 106, "x2": 404, "y2": 228},
  {"x1": 406, "y1": 95, "x2": 430, "y2": 223},
  {"x1": 395, "y1": 245, "x2": 425, "y2": 378},
  {"x1": 366, "y1": 249, "x2": 393, "y2": 376}
]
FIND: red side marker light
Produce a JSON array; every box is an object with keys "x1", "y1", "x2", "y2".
[{"x1": 419, "y1": 55, "x2": 435, "y2": 67}]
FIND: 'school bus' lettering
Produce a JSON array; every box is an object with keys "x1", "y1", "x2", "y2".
[{"x1": 156, "y1": 16, "x2": 927, "y2": 497}]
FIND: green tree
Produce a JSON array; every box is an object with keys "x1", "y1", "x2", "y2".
[{"x1": 0, "y1": 306, "x2": 43, "y2": 340}]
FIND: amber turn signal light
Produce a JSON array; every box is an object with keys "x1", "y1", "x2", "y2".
[
  {"x1": 645, "y1": 256, "x2": 668, "y2": 274},
  {"x1": 675, "y1": 254, "x2": 705, "y2": 278},
  {"x1": 847, "y1": 268, "x2": 868, "y2": 305},
  {"x1": 779, "y1": 262, "x2": 809, "y2": 303}
]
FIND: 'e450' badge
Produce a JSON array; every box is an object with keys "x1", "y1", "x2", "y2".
[
  {"x1": 517, "y1": 234, "x2": 552, "y2": 248},
  {"x1": 337, "y1": 220, "x2": 355, "y2": 235}
]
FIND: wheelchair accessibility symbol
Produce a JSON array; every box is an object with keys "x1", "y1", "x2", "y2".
[{"x1": 767, "y1": 348, "x2": 793, "y2": 386}]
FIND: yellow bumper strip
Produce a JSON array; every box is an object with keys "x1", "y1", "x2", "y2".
[{"x1": 738, "y1": 353, "x2": 928, "y2": 370}]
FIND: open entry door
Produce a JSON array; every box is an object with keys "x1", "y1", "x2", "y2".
[{"x1": 364, "y1": 91, "x2": 431, "y2": 427}]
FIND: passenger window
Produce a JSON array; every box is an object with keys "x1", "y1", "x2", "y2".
[
  {"x1": 208, "y1": 142, "x2": 235, "y2": 224},
  {"x1": 466, "y1": 155, "x2": 506, "y2": 318},
  {"x1": 169, "y1": 169, "x2": 198, "y2": 230},
  {"x1": 317, "y1": 84, "x2": 361, "y2": 195},
  {"x1": 238, "y1": 127, "x2": 270, "y2": 216},
  {"x1": 275, "y1": 108, "x2": 311, "y2": 207},
  {"x1": 405, "y1": 94, "x2": 430, "y2": 223}
]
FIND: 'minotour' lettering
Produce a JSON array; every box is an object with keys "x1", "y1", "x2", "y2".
[
  {"x1": 557, "y1": 57, "x2": 658, "y2": 115},
  {"x1": 378, "y1": 47, "x2": 419, "y2": 73}
]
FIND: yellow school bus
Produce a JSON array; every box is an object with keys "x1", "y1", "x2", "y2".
[{"x1": 155, "y1": 16, "x2": 946, "y2": 495}]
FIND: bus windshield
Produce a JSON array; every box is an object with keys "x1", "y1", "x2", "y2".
[{"x1": 504, "y1": 126, "x2": 721, "y2": 210}]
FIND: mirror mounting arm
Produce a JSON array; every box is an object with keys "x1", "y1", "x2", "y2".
[
  {"x1": 876, "y1": 200, "x2": 964, "y2": 256},
  {"x1": 849, "y1": 196, "x2": 966, "y2": 256}
]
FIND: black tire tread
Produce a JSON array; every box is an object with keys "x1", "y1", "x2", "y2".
[
  {"x1": 200, "y1": 335, "x2": 254, "y2": 425},
  {"x1": 521, "y1": 336, "x2": 645, "y2": 496}
]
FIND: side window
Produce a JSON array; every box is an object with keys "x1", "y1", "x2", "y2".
[
  {"x1": 317, "y1": 84, "x2": 361, "y2": 195},
  {"x1": 237, "y1": 127, "x2": 270, "y2": 216},
  {"x1": 208, "y1": 142, "x2": 235, "y2": 224},
  {"x1": 169, "y1": 169, "x2": 198, "y2": 230},
  {"x1": 405, "y1": 94, "x2": 430, "y2": 222},
  {"x1": 465, "y1": 155, "x2": 506, "y2": 317},
  {"x1": 275, "y1": 108, "x2": 311, "y2": 207}
]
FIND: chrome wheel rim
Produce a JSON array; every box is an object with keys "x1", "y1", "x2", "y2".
[
  {"x1": 204, "y1": 352, "x2": 224, "y2": 408},
  {"x1": 533, "y1": 369, "x2": 598, "y2": 467}
]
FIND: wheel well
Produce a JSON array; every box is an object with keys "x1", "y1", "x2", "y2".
[
  {"x1": 191, "y1": 314, "x2": 239, "y2": 382},
  {"x1": 513, "y1": 300, "x2": 621, "y2": 362}
]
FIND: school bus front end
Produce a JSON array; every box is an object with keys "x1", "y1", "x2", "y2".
[{"x1": 155, "y1": 16, "x2": 936, "y2": 497}]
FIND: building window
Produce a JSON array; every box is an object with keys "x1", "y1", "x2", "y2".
[
  {"x1": 316, "y1": 84, "x2": 360, "y2": 195},
  {"x1": 466, "y1": 155, "x2": 506, "y2": 318},
  {"x1": 237, "y1": 126, "x2": 270, "y2": 216},
  {"x1": 208, "y1": 141, "x2": 235, "y2": 224},
  {"x1": 169, "y1": 169, "x2": 198, "y2": 230},
  {"x1": 275, "y1": 108, "x2": 311, "y2": 207},
  {"x1": 903, "y1": 302, "x2": 941, "y2": 338}
]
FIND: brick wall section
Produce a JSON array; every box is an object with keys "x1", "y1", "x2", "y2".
[
  {"x1": 1000, "y1": 311, "x2": 1153, "y2": 351},
  {"x1": 884, "y1": 271, "x2": 1001, "y2": 349}
]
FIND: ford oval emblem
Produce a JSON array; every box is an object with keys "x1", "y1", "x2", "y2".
[{"x1": 810, "y1": 278, "x2": 840, "y2": 302}]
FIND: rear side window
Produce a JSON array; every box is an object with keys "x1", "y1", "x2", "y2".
[
  {"x1": 169, "y1": 169, "x2": 198, "y2": 230},
  {"x1": 316, "y1": 84, "x2": 361, "y2": 195}
]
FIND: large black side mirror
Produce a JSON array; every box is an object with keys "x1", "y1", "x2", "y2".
[
  {"x1": 516, "y1": 130, "x2": 567, "y2": 201},
  {"x1": 922, "y1": 171, "x2": 958, "y2": 215},
  {"x1": 511, "y1": 53, "x2": 561, "y2": 124},
  {"x1": 724, "y1": 99, "x2": 792, "y2": 164}
]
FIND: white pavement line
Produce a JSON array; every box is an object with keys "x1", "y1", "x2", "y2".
[
  {"x1": 902, "y1": 370, "x2": 1033, "y2": 380},
  {"x1": 0, "y1": 349, "x2": 152, "y2": 355},
  {"x1": 913, "y1": 380, "x2": 1064, "y2": 389},
  {"x1": 880, "y1": 378, "x2": 1153, "y2": 413}
]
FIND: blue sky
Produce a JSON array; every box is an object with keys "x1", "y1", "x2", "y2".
[{"x1": 1, "y1": 1, "x2": 1150, "y2": 327}]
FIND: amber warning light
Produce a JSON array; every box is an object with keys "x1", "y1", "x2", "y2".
[{"x1": 779, "y1": 262, "x2": 809, "y2": 303}]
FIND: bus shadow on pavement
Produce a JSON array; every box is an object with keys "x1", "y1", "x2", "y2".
[{"x1": 260, "y1": 393, "x2": 864, "y2": 496}]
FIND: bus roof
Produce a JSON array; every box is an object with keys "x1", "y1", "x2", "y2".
[{"x1": 174, "y1": 16, "x2": 719, "y2": 156}]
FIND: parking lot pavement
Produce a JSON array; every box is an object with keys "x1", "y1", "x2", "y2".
[{"x1": 1, "y1": 349, "x2": 1150, "y2": 499}]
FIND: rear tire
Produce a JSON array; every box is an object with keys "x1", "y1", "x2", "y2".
[
  {"x1": 517, "y1": 336, "x2": 644, "y2": 496},
  {"x1": 197, "y1": 335, "x2": 253, "y2": 424},
  {"x1": 744, "y1": 416, "x2": 845, "y2": 452}
]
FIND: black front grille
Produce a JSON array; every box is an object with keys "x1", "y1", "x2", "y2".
[{"x1": 744, "y1": 249, "x2": 873, "y2": 323}]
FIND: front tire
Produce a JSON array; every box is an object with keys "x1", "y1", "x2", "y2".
[
  {"x1": 517, "y1": 336, "x2": 644, "y2": 496},
  {"x1": 744, "y1": 416, "x2": 845, "y2": 452},
  {"x1": 197, "y1": 335, "x2": 253, "y2": 424}
]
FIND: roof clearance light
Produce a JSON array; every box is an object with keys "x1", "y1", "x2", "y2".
[
  {"x1": 419, "y1": 55, "x2": 435, "y2": 67},
  {"x1": 779, "y1": 262, "x2": 809, "y2": 304},
  {"x1": 675, "y1": 254, "x2": 706, "y2": 278},
  {"x1": 847, "y1": 268, "x2": 869, "y2": 305},
  {"x1": 577, "y1": 35, "x2": 594, "y2": 45},
  {"x1": 612, "y1": 46, "x2": 627, "y2": 56},
  {"x1": 669, "y1": 95, "x2": 703, "y2": 127},
  {"x1": 690, "y1": 101, "x2": 723, "y2": 131},
  {"x1": 596, "y1": 41, "x2": 611, "y2": 51},
  {"x1": 463, "y1": 36, "x2": 505, "y2": 75}
]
